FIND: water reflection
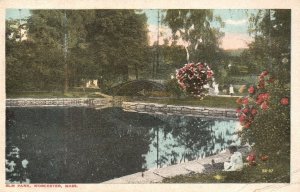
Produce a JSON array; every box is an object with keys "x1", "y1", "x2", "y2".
[
  {"x1": 146, "y1": 115, "x2": 239, "y2": 169},
  {"x1": 6, "y1": 107, "x2": 239, "y2": 183}
]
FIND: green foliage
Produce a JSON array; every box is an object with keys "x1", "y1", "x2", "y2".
[
  {"x1": 163, "y1": 10, "x2": 224, "y2": 65},
  {"x1": 236, "y1": 9, "x2": 291, "y2": 161},
  {"x1": 241, "y1": 82, "x2": 290, "y2": 157},
  {"x1": 165, "y1": 78, "x2": 185, "y2": 98},
  {"x1": 247, "y1": 10, "x2": 290, "y2": 80},
  {"x1": 6, "y1": 10, "x2": 150, "y2": 92}
]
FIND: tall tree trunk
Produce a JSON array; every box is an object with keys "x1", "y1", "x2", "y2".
[
  {"x1": 63, "y1": 10, "x2": 69, "y2": 93},
  {"x1": 135, "y1": 63, "x2": 139, "y2": 80}
]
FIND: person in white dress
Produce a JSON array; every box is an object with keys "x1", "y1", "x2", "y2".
[
  {"x1": 214, "y1": 83, "x2": 219, "y2": 95},
  {"x1": 229, "y1": 84, "x2": 234, "y2": 96},
  {"x1": 224, "y1": 145, "x2": 243, "y2": 171}
]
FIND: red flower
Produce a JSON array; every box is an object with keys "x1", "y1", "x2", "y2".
[
  {"x1": 256, "y1": 93, "x2": 270, "y2": 105},
  {"x1": 261, "y1": 101, "x2": 269, "y2": 110},
  {"x1": 246, "y1": 154, "x2": 256, "y2": 162},
  {"x1": 251, "y1": 108, "x2": 258, "y2": 116},
  {"x1": 243, "y1": 107, "x2": 250, "y2": 114},
  {"x1": 280, "y1": 97, "x2": 289, "y2": 105},
  {"x1": 236, "y1": 108, "x2": 241, "y2": 113},
  {"x1": 244, "y1": 122, "x2": 251, "y2": 128},
  {"x1": 261, "y1": 93, "x2": 270, "y2": 100},
  {"x1": 239, "y1": 114, "x2": 246, "y2": 123},
  {"x1": 207, "y1": 70, "x2": 213, "y2": 78},
  {"x1": 256, "y1": 95, "x2": 264, "y2": 105},
  {"x1": 242, "y1": 98, "x2": 249, "y2": 105},
  {"x1": 248, "y1": 86, "x2": 255, "y2": 94}
]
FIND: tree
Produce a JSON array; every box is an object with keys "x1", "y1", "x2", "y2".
[
  {"x1": 163, "y1": 9, "x2": 224, "y2": 66},
  {"x1": 248, "y1": 9, "x2": 291, "y2": 83},
  {"x1": 236, "y1": 9, "x2": 290, "y2": 174},
  {"x1": 6, "y1": 10, "x2": 150, "y2": 92},
  {"x1": 84, "y1": 10, "x2": 149, "y2": 86}
]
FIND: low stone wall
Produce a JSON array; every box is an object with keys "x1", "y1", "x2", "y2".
[
  {"x1": 122, "y1": 102, "x2": 237, "y2": 119},
  {"x1": 6, "y1": 98, "x2": 113, "y2": 108}
]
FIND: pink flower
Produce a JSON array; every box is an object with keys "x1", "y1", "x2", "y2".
[
  {"x1": 261, "y1": 93, "x2": 270, "y2": 100},
  {"x1": 280, "y1": 97, "x2": 289, "y2": 105},
  {"x1": 207, "y1": 70, "x2": 213, "y2": 78},
  {"x1": 244, "y1": 121, "x2": 251, "y2": 128},
  {"x1": 198, "y1": 64, "x2": 204, "y2": 70},
  {"x1": 256, "y1": 94, "x2": 264, "y2": 105},
  {"x1": 242, "y1": 98, "x2": 249, "y2": 105},
  {"x1": 243, "y1": 107, "x2": 250, "y2": 114},
  {"x1": 256, "y1": 93, "x2": 269, "y2": 105},
  {"x1": 248, "y1": 86, "x2": 255, "y2": 94},
  {"x1": 246, "y1": 154, "x2": 256, "y2": 162},
  {"x1": 239, "y1": 114, "x2": 246, "y2": 123},
  {"x1": 251, "y1": 108, "x2": 258, "y2": 116},
  {"x1": 261, "y1": 101, "x2": 269, "y2": 110}
]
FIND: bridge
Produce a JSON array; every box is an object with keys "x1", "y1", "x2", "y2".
[{"x1": 111, "y1": 80, "x2": 166, "y2": 96}]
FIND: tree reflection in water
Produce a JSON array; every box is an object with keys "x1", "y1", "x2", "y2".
[
  {"x1": 147, "y1": 115, "x2": 239, "y2": 168},
  {"x1": 6, "y1": 107, "x2": 239, "y2": 183}
]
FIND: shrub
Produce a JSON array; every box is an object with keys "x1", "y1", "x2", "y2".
[
  {"x1": 165, "y1": 78, "x2": 185, "y2": 98},
  {"x1": 236, "y1": 71, "x2": 290, "y2": 162},
  {"x1": 176, "y1": 62, "x2": 214, "y2": 97}
]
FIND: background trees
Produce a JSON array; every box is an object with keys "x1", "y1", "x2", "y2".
[
  {"x1": 6, "y1": 10, "x2": 150, "y2": 93},
  {"x1": 6, "y1": 9, "x2": 290, "y2": 95},
  {"x1": 247, "y1": 9, "x2": 291, "y2": 83},
  {"x1": 163, "y1": 10, "x2": 224, "y2": 66}
]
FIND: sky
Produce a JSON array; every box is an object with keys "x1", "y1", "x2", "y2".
[
  {"x1": 6, "y1": 9, "x2": 258, "y2": 50},
  {"x1": 145, "y1": 9, "x2": 258, "y2": 50}
]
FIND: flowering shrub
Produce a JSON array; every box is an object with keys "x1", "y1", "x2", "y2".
[
  {"x1": 176, "y1": 62, "x2": 214, "y2": 97},
  {"x1": 246, "y1": 153, "x2": 256, "y2": 166},
  {"x1": 236, "y1": 70, "x2": 290, "y2": 160}
]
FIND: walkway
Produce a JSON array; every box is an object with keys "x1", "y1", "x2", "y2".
[{"x1": 102, "y1": 147, "x2": 249, "y2": 184}]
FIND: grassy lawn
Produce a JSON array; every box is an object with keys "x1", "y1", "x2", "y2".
[
  {"x1": 137, "y1": 96, "x2": 239, "y2": 109},
  {"x1": 163, "y1": 161, "x2": 290, "y2": 183}
]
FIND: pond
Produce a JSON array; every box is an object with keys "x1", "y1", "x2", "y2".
[{"x1": 6, "y1": 107, "x2": 240, "y2": 183}]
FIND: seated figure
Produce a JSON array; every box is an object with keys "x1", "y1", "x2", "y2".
[{"x1": 224, "y1": 145, "x2": 243, "y2": 171}]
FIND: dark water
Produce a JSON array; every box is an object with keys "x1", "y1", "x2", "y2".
[{"x1": 6, "y1": 107, "x2": 239, "y2": 183}]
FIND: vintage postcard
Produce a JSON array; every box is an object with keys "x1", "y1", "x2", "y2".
[{"x1": 1, "y1": 0, "x2": 300, "y2": 192}]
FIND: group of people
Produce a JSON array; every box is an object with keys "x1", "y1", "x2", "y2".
[{"x1": 211, "y1": 80, "x2": 235, "y2": 96}]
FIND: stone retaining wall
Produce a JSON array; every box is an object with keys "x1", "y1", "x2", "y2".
[
  {"x1": 122, "y1": 102, "x2": 237, "y2": 119},
  {"x1": 6, "y1": 98, "x2": 113, "y2": 108}
]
